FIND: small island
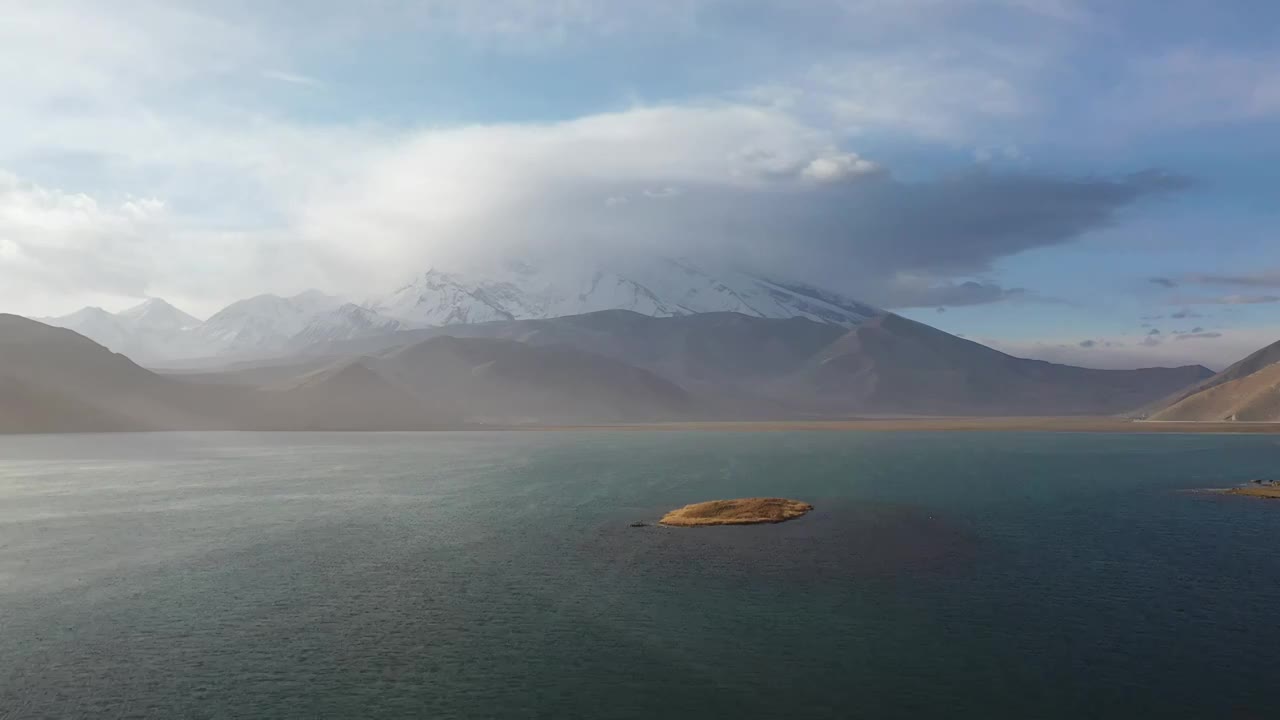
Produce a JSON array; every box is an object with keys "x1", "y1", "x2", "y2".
[
  {"x1": 1225, "y1": 480, "x2": 1280, "y2": 499},
  {"x1": 659, "y1": 497, "x2": 813, "y2": 527}
]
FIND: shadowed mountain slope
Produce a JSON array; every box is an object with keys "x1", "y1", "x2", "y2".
[
  {"x1": 370, "y1": 336, "x2": 692, "y2": 423},
  {"x1": 0, "y1": 314, "x2": 691, "y2": 431},
  {"x1": 798, "y1": 314, "x2": 1214, "y2": 416},
  {"x1": 0, "y1": 314, "x2": 232, "y2": 431},
  {"x1": 302, "y1": 310, "x2": 1212, "y2": 417},
  {"x1": 0, "y1": 315, "x2": 452, "y2": 432},
  {"x1": 3, "y1": 308, "x2": 1219, "y2": 430}
]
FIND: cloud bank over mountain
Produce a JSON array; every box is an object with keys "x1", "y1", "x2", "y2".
[
  {"x1": 0, "y1": 104, "x2": 1185, "y2": 317},
  {"x1": 2, "y1": 0, "x2": 1279, "y2": 370}
]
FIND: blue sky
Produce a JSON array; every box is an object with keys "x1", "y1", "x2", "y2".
[{"x1": 2, "y1": 0, "x2": 1279, "y2": 368}]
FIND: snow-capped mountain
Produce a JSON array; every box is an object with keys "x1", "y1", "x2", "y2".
[
  {"x1": 194, "y1": 291, "x2": 346, "y2": 355},
  {"x1": 115, "y1": 298, "x2": 202, "y2": 333},
  {"x1": 371, "y1": 258, "x2": 879, "y2": 328},
  {"x1": 289, "y1": 303, "x2": 404, "y2": 348},
  {"x1": 35, "y1": 292, "x2": 388, "y2": 364},
  {"x1": 40, "y1": 306, "x2": 134, "y2": 352},
  {"x1": 39, "y1": 300, "x2": 206, "y2": 362},
  {"x1": 28, "y1": 258, "x2": 879, "y2": 364}
]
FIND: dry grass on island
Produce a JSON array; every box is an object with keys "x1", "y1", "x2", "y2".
[
  {"x1": 659, "y1": 498, "x2": 813, "y2": 527},
  {"x1": 1224, "y1": 481, "x2": 1280, "y2": 499}
]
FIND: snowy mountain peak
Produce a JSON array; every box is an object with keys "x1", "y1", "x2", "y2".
[
  {"x1": 375, "y1": 270, "x2": 521, "y2": 326},
  {"x1": 372, "y1": 258, "x2": 879, "y2": 329},
  {"x1": 196, "y1": 291, "x2": 347, "y2": 356},
  {"x1": 117, "y1": 298, "x2": 202, "y2": 331},
  {"x1": 39, "y1": 300, "x2": 202, "y2": 362},
  {"x1": 28, "y1": 264, "x2": 879, "y2": 365},
  {"x1": 40, "y1": 307, "x2": 130, "y2": 350},
  {"x1": 289, "y1": 303, "x2": 404, "y2": 348},
  {"x1": 287, "y1": 289, "x2": 345, "y2": 315},
  {"x1": 58, "y1": 306, "x2": 115, "y2": 323}
]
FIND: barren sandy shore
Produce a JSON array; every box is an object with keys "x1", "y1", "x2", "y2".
[{"x1": 533, "y1": 417, "x2": 1280, "y2": 434}]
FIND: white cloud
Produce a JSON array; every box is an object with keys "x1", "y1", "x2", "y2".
[
  {"x1": 822, "y1": 58, "x2": 1028, "y2": 139},
  {"x1": 262, "y1": 70, "x2": 325, "y2": 88},
  {"x1": 0, "y1": 172, "x2": 167, "y2": 314},
  {"x1": 748, "y1": 53, "x2": 1033, "y2": 143},
  {"x1": 801, "y1": 152, "x2": 881, "y2": 182},
  {"x1": 0, "y1": 0, "x2": 1245, "y2": 338},
  {"x1": 0, "y1": 92, "x2": 1183, "y2": 318},
  {"x1": 290, "y1": 104, "x2": 863, "y2": 289},
  {"x1": 0, "y1": 171, "x2": 335, "y2": 317},
  {"x1": 0, "y1": 1, "x2": 266, "y2": 107},
  {"x1": 0, "y1": 95, "x2": 898, "y2": 313},
  {"x1": 642, "y1": 186, "x2": 682, "y2": 198},
  {"x1": 973, "y1": 144, "x2": 1025, "y2": 163}
]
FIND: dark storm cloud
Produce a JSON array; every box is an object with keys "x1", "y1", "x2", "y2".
[
  {"x1": 1078, "y1": 339, "x2": 1097, "y2": 348},
  {"x1": 752, "y1": 169, "x2": 1189, "y2": 277},
  {"x1": 623, "y1": 169, "x2": 1190, "y2": 308}
]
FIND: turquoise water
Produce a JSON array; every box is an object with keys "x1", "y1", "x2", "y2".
[{"x1": 1, "y1": 431, "x2": 1278, "y2": 718}]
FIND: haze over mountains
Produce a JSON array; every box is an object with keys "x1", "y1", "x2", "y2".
[
  {"x1": 34, "y1": 259, "x2": 878, "y2": 365},
  {"x1": 38, "y1": 291, "x2": 386, "y2": 365},
  {"x1": 2, "y1": 301, "x2": 1224, "y2": 432},
  {"x1": 0, "y1": 312, "x2": 690, "y2": 431},
  {"x1": 0, "y1": 314, "x2": 454, "y2": 433},
  {"x1": 25, "y1": 254, "x2": 1280, "y2": 432},
  {"x1": 301, "y1": 310, "x2": 1214, "y2": 418}
]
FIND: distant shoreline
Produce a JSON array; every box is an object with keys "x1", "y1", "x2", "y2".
[
  {"x1": 7, "y1": 417, "x2": 1280, "y2": 436},
  {"x1": 529, "y1": 417, "x2": 1280, "y2": 434}
]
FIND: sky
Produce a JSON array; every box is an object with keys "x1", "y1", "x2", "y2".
[{"x1": 2, "y1": 0, "x2": 1279, "y2": 369}]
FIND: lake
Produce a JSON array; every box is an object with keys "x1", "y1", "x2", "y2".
[{"x1": 1, "y1": 431, "x2": 1278, "y2": 718}]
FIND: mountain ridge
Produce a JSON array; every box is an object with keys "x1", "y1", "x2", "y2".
[
  {"x1": 30, "y1": 259, "x2": 882, "y2": 365},
  {"x1": 0, "y1": 310, "x2": 1221, "y2": 431},
  {"x1": 0, "y1": 313, "x2": 696, "y2": 430},
  {"x1": 292, "y1": 309, "x2": 1213, "y2": 418}
]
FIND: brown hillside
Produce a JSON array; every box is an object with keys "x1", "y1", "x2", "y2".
[{"x1": 1150, "y1": 363, "x2": 1280, "y2": 422}]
